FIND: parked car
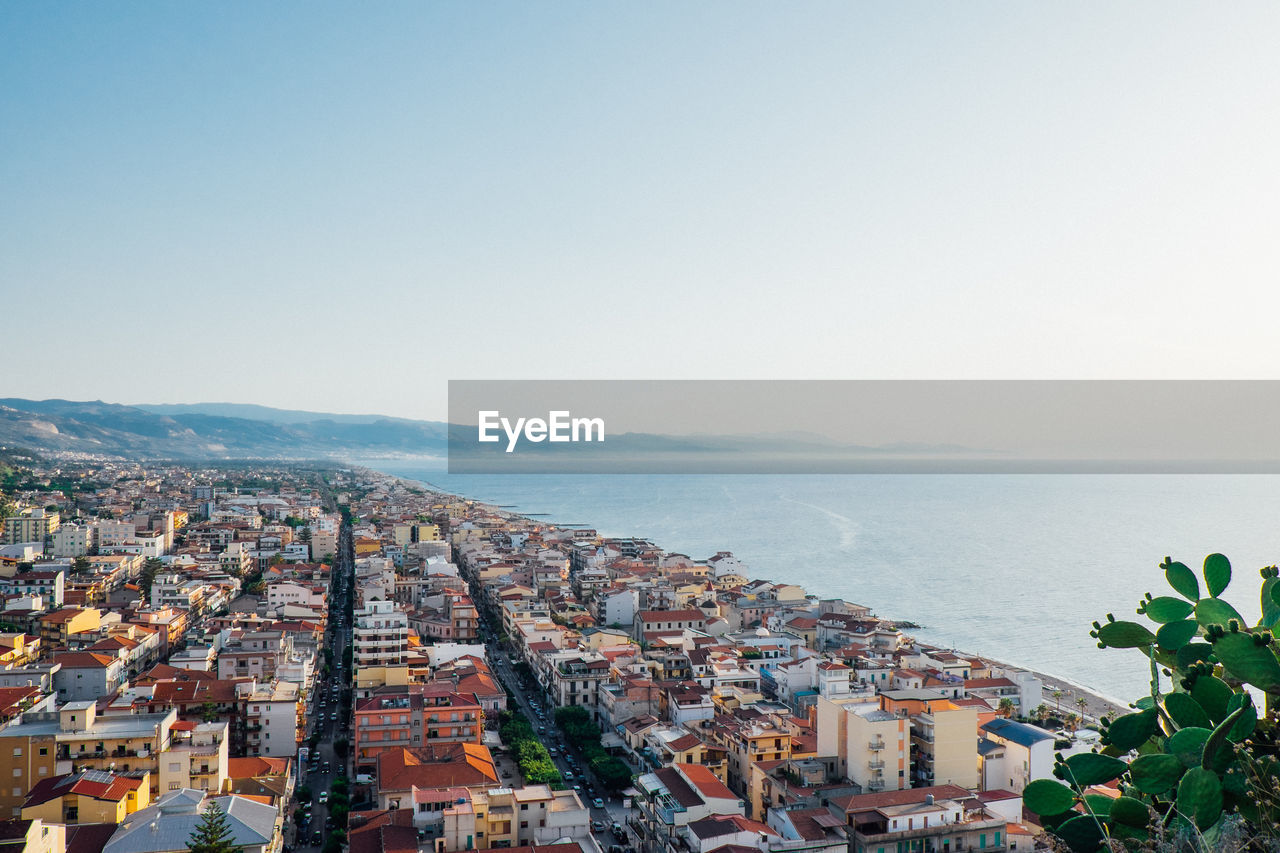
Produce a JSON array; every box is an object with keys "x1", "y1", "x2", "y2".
[{"x1": 592, "y1": 821, "x2": 606, "y2": 832}]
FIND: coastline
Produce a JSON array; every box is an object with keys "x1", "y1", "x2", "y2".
[{"x1": 363, "y1": 465, "x2": 1133, "y2": 726}]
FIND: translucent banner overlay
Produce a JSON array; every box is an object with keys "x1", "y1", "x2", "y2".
[{"x1": 447, "y1": 380, "x2": 1280, "y2": 474}]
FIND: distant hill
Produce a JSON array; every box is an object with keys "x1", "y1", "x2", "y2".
[
  {"x1": 135, "y1": 402, "x2": 417, "y2": 425},
  {"x1": 0, "y1": 399, "x2": 448, "y2": 459}
]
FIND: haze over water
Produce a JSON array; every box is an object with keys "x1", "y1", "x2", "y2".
[{"x1": 370, "y1": 465, "x2": 1280, "y2": 703}]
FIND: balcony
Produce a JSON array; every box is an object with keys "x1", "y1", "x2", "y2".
[
  {"x1": 869, "y1": 739, "x2": 886, "y2": 750},
  {"x1": 868, "y1": 759, "x2": 885, "y2": 770}
]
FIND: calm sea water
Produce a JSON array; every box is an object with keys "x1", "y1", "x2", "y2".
[{"x1": 361, "y1": 463, "x2": 1280, "y2": 703}]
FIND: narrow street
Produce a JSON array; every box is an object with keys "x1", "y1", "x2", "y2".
[{"x1": 293, "y1": 520, "x2": 355, "y2": 850}]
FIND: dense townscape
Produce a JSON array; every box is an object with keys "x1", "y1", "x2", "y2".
[{"x1": 0, "y1": 453, "x2": 1116, "y2": 853}]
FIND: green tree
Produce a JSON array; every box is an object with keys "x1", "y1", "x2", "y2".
[
  {"x1": 140, "y1": 557, "x2": 163, "y2": 598},
  {"x1": 72, "y1": 556, "x2": 90, "y2": 576},
  {"x1": 1026, "y1": 553, "x2": 1280, "y2": 851},
  {"x1": 188, "y1": 801, "x2": 241, "y2": 853}
]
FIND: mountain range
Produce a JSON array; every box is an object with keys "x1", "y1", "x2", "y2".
[
  {"x1": 0, "y1": 398, "x2": 991, "y2": 470},
  {"x1": 0, "y1": 399, "x2": 448, "y2": 459}
]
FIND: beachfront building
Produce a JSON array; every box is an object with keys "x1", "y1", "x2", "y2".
[{"x1": 979, "y1": 717, "x2": 1055, "y2": 794}]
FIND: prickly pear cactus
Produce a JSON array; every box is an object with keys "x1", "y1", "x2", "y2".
[{"x1": 1025, "y1": 555, "x2": 1280, "y2": 852}]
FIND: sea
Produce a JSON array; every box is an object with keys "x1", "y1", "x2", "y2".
[{"x1": 357, "y1": 462, "x2": 1280, "y2": 704}]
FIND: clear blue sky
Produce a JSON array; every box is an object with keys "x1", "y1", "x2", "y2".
[{"x1": 4, "y1": 2, "x2": 1279, "y2": 420}]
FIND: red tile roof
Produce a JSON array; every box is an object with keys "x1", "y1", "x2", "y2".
[
  {"x1": 23, "y1": 771, "x2": 141, "y2": 807},
  {"x1": 376, "y1": 744, "x2": 497, "y2": 792},
  {"x1": 675, "y1": 763, "x2": 738, "y2": 801}
]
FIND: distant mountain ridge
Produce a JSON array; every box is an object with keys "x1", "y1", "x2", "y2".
[
  {"x1": 0, "y1": 398, "x2": 991, "y2": 469},
  {"x1": 0, "y1": 398, "x2": 448, "y2": 459},
  {"x1": 135, "y1": 402, "x2": 419, "y2": 425}
]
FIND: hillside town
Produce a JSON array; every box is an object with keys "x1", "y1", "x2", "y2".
[{"x1": 0, "y1": 455, "x2": 1105, "y2": 853}]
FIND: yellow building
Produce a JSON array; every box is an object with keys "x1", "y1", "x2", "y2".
[
  {"x1": 815, "y1": 696, "x2": 911, "y2": 794},
  {"x1": 911, "y1": 699, "x2": 979, "y2": 789},
  {"x1": 0, "y1": 701, "x2": 227, "y2": 815},
  {"x1": 38, "y1": 607, "x2": 102, "y2": 651},
  {"x1": 439, "y1": 785, "x2": 589, "y2": 851},
  {"x1": 3, "y1": 509, "x2": 60, "y2": 545},
  {"x1": 0, "y1": 633, "x2": 40, "y2": 669},
  {"x1": 0, "y1": 817, "x2": 64, "y2": 853},
  {"x1": 880, "y1": 689, "x2": 980, "y2": 789},
  {"x1": 354, "y1": 537, "x2": 382, "y2": 556},
  {"x1": 21, "y1": 769, "x2": 150, "y2": 824}
]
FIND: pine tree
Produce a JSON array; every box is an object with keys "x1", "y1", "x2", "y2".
[{"x1": 188, "y1": 801, "x2": 241, "y2": 853}]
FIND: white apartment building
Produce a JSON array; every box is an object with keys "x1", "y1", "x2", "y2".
[
  {"x1": 353, "y1": 600, "x2": 410, "y2": 667},
  {"x1": 51, "y1": 524, "x2": 92, "y2": 558}
]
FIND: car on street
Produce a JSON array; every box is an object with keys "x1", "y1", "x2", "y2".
[
  {"x1": 592, "y1": 821, "x2": 606, "y2": 833},
  {"x1": 311, "y1": 831, "x2": 323, "y2": 845},
  {"x1": 319, "y1": 791, "x2": 329, "y2": 803},
  {"x1": 593, "y1": 798, "x2": 604, "y2": 809}
]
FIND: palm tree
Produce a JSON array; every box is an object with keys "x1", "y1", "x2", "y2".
[
  {"x1": 1076, "y1": 696, "x2": 1089, "y2": 722},
  {"x1": 1052, "y1": 689, "x2": 1064, "y2": 716},
  {"x1": 1064, "y1": 713, "x2": 1080, "y2": 732},
  {"x1": 997, "y1": 698, "x2": 1016, "y2": 718},
  {"x1": 1033, "y1": 704, "x2": 1050, "y2": 724}
]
